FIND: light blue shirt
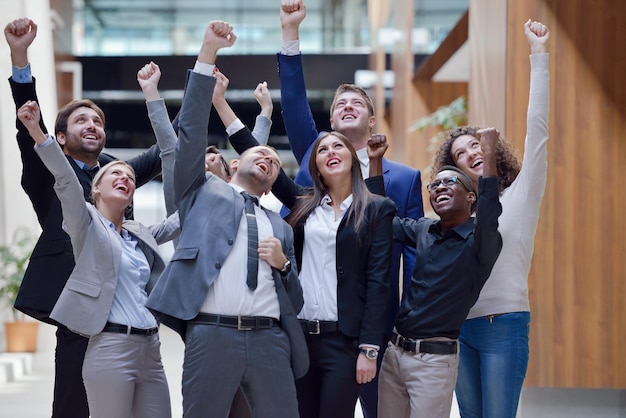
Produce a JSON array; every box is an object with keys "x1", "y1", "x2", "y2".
[
  {"x1": 107, "y1": 225, "x2": 157, "y2": 329},
  {"x1": 12, "y1": 63, "x2": 32, "y2": 83}
]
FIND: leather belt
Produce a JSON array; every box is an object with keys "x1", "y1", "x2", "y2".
[
  {"x1": 391, "y1": 331, "x2": 457, "y2": 355},
  {"x1": 190, "y1": 313, "x2": 279, "y2": 331},
  {"x1": 299, "y1": 319, "x2": 339, "y2": 335},
  {"x1": 102, "y1": 322, "x2": 158, "y2": 336}
]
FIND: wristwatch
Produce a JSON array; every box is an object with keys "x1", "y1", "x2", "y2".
[
  {"x1": 280, "y1": 259, "x2": 291, "y2": 275},
  {"x1": 359, "y1": 347, "x2": 379, "y2": 360}
]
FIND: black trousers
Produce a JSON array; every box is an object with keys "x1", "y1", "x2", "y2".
[
  {"x1": 296, "y1": 331, "x2": 361, "y2": 418},
  {"x1": 52, "y1": 326, "x2": 89, "y2": 418}
]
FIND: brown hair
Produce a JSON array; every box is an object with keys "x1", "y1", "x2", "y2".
[
  {"x1": 287, "y1": 131, "x2": 372, "y2": 233},
  {"x1": 55, "y1": 99, "x2": 106, "y2": 136},
  {"x1": 329, "y1": 84, "x2": 375, "y2": 119},
  {"x1": 432, "y1": 126, "x2": 521, "y2": 194}
]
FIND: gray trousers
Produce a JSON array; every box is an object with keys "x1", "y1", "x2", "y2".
[
  {"x1": 82, "y1": 332, "x2": 171, "y2": 418},
  {"x1": 183, "y1": 323, "x2": 299, "y2": 418}
]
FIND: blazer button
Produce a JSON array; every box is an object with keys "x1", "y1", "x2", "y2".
[
  {"x1": 215, "y1": 262, "x2": 222, "y2": 269},
  {"x1": 228, "y1": 239, "x2": 234, "y2": 245},
  {"x1": 337, "y1": 268, "x2": 344, "y2": 275}
]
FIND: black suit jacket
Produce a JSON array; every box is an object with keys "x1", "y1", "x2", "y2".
[
  {"x1": 10, "y1": 78, "x2": 162, "y2": 324},
  {"x1": 230, "y1": 129, "x2": 396, "y2": 347}
]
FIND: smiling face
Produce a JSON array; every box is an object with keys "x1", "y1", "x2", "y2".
[
  {"x1": 450, "y1": 134, "x2": 483, "y2": 182},
  {"x1": 232, "y1": 145, "x2": 281, "y2": 193},
  {"x1": 56, "y1": 106, "x2": 106, "y2": 162},
  {"x1": 314, "y1": 133, "x2": 354, "y2": 182},
  {"x1": 329, "y1": 86, "x2": 375, "y2": 139},
  {"x1": 428, "y1": 169, "x2": 476, "y2": 218},
  {"x1": 91, "y1": 161, "x2": 136, "y2": 209}
]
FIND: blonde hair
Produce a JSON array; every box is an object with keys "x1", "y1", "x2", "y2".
[{"x1": 90, "y1": 160, "x2": 136, "y2": 204}]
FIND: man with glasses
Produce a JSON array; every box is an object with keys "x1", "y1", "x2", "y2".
[{"x1": 368, "y1": 128, "x2": 503, "y2": 418}]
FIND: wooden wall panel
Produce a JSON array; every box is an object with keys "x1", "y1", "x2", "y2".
[{"x1": 505, "y1": 0, "x2": 626, "y2": 388}]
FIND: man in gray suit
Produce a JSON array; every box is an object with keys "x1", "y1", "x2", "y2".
[{"x1": 146, "y1": 21, "x2": 307, "y2": 418}]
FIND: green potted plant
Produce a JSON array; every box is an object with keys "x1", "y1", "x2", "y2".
[{"x1": 0, "y1": 228, "x2": 38, "y2": 352}]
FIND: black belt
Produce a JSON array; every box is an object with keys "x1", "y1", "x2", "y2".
[
  {"x1": 189, "y1": 313, "x2": 279, "y2": 331},
  {"x1": 299, "y1": 319, "x2": 339, "y2": 335},
  {"x1": 102, "y1": 322, "x2": 158, "y2": 336},
  {"x1": 391, "y1": 331, "x2": 457, "y2": 355}
]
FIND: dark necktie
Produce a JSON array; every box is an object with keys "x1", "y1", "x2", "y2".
[
  {"x1": 83, "y1": 165, "x2": 100, "y2": 180},
  {"x1": 241, "y1": 191, "x2": 259, "y2": 291}
]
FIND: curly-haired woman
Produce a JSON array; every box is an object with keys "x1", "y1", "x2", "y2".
[{"x1": 432, "y1": 20, "x2": 550, "y2": 418}]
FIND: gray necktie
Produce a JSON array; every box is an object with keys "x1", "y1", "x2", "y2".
[{"x1": 241, "y1": 191, "x2": 259, "y2": 291}]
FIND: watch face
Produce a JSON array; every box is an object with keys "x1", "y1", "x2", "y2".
[{"x1": 361, "y1": 348, "x2": 378, "y2": 359}]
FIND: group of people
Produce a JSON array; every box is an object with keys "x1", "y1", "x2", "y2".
[{"x1": 5, "y1": 0, "x2": 550, "y2": 417}]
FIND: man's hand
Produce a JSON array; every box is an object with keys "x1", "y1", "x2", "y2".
[
  {"x1": 280, "y1": 0, "x2": 306, "y2": 41},
  {"x1": 17, "y1": 101, "x2": 47, "y2": 145},
  {"x1": 367, "y1": 133, "x2": 388, "y2": 177},
  {"x1": 254, "y1": 81, "x2": 273, "y2": 118},
  {"x1": 524, "y1": 19, "x2": 549, "y2": 54},
  {"x1": 137, "y1": 62, "x2": 161, "y2": 102},
  {"x1": 198, "y1": 21, "x2": 236, "y2": 65},
  {"x1": 258, "y1": 237, "x2": 288, "y2": 271},
  {"x1": 4, "y1": 18, "x2": 37, "y2": 68}
]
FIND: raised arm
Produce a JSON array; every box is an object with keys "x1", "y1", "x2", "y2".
[
  {"x1": 17, "y1": 101, "x2": 91, "y2": 255},
  {"x1": 251, "y1": 81, "x2": 273, "y2": 145},
  {"x1": 174, "y1": 21, "x2": 234, "y2": 203},
  {"x1": 138, "y1": 61, "x2": 177, "y2": 217},
  {"x1": 278, "y1": 0, "x2": 319, "y2": 164}
]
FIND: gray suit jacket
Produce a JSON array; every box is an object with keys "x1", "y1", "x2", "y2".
[
  {"x1": 146, "y1": 71, "x2": 308, "y2": 378},
  {"x1": 36, "y1": 140, "x2": 179, "y2": 337}
]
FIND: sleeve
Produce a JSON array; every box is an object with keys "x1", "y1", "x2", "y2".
[
  {"x1": 146, "y1": 98, "x2": 177, "y2": 217},
  {"x1": 474, "y1": 176, "x2": 503, "y2": 267},
  {"x1": 251, "y1": 115, "x2": 272, "y2": 145},
  {"x1": 34, "y1": 140, "x2": 91, "y2": 258},
  {"x1": 360, "y1": 199, "x2": 396, "y2": 346},
  {"x1": 277, "y1": 53, "x2": 320, "y2": 163}
]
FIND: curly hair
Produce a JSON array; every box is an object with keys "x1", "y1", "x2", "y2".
[{"x1": 432, "y1": 126, "x2": 521, "y2": 194}]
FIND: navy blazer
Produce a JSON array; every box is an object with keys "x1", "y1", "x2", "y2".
[
  {"x1": 10, "y1": 78, "x2": 162, "y2": 324},
  {"x1": 276, "y1": 53, "x2": 424, "y2": 334}
]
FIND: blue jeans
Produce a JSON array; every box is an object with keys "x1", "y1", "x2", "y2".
[{"x1": 455, "y1": 312, "x2": 530, "y2": 418}]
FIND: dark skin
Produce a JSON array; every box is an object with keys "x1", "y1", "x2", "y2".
[{"x1": 367, "y1": 128, "x2": 498, "y2": 231}]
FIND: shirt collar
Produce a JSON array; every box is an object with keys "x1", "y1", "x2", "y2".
[
  {"x1": 321, "y1": 194, "x2": 353, "y2": 210},
  {"x1": 428, "y1": 217, "x2": 475, "y2": 239}
]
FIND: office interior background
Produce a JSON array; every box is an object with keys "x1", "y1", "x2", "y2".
[{"x1": 0, "y1": 1, "x2": 625, "y2": 417}]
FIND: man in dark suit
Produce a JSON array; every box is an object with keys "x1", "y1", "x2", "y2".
[
  {"x1": 277, "y1": 2, "x2": 424, "y2": 416},
  {"x1": 146, "y1": 21, "x2": 307, "y2": 418},
  {"x1": 5, "y1": 18, "x2": 162, "y2": 418}
]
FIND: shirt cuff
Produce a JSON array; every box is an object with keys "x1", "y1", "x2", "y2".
[
  {"x1": 34, "y1": 134, "x2": 55, "y2": 149},
  {"x1": 12, "y1": 63, "x2": 33, "y2": 83},
  {"x1": 192, "y1": 61, "x2": 216, "y2": 77},
  {"x1": 225, "y1": 119, "x2": 245, "y2": 137},
  {"x1": 281, "y1": 39, "x2": 300, "y2": 56},
  {"x1": 359, "y1": 344, "x2": 380, "y2": 351}
]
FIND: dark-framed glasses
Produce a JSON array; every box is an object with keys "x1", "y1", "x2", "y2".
[{"x1": 427, "y1": 176, "x2": 462, "y2": 192}]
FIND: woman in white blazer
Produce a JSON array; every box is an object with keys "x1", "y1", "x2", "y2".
[{"x1": 16, "y1": 63, "x2": 179, "y2": 418}]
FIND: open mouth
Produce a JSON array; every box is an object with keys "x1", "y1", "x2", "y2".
[
  {"x1": 114, "y1": 183, "x2": 129, "y2": 193},
  {"x1": 326, "y1": 157, "x2": 341, "y2": 167},
  {"x1": 256, "y1": 161, "x2": 270, "y2": 175},
  {"x1": 435, "y1": 194, "x2": 451, "y2": 203},
  {"x1": 342, "y1": 114, "x2": 356, "y2": 120},
  {"x1": 471, "y1": 159, "x2": 483, "y2": 168}
]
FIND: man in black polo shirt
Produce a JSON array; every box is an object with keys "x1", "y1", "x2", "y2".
[{"x1": 368, "y1": 128, "x2": 502, "y2": 418}]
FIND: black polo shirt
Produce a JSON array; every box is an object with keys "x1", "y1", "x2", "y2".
[{"x1": 393, "y1": 176, "x2": 502, "y2": 340}]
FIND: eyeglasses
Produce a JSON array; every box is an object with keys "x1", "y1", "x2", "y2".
[{"x1": 427, "y1": 176, "x2": 465, "y2": 192}]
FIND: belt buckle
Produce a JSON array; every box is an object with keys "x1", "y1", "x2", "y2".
[
  {"x1": 237, "y1": 316, "x2": 253, "y2": 331},
  {"x1": 309, "y1": 320, "x2": 321, "y2": 335}
]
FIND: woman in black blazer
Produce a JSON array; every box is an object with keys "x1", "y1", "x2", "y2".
[{"x1": 226, "y1": 123, "x2": 395, "y2": 417}]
